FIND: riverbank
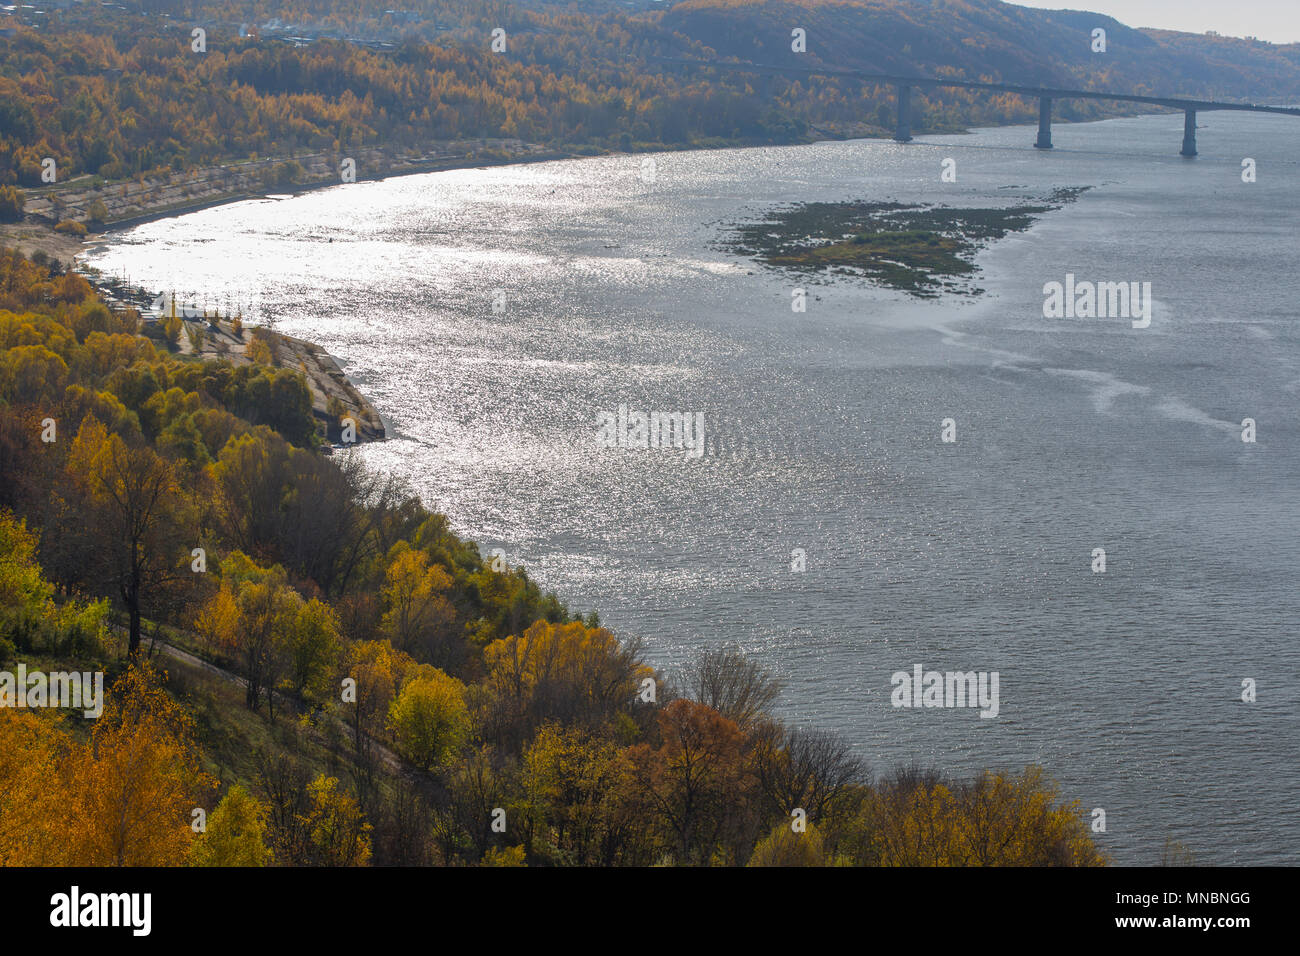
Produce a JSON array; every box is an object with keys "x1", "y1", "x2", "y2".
[
  {"x1": 6, "y1": 138, "x2": 567, "y2": 253},
  {"x1": 0, "y1": 133, "x2": 754, "y2": 451},
  {"x1": 0, "y1": 216, "x2": 88, "y2": 264},
  {"x1": 0, "y1": 124, "x2": 1069, "y2": 446},
  {"x1": 0, "y1": 124, "x2": 929, "y2": 264},
  {"x1": 172, "y1": 314, "x2": 388, "y2": 445},
  {"x1": 1, "y1": 141, "x2": 574, "y2": 446}
]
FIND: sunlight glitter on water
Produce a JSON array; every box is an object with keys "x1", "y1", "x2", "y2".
[{"x1": 84, "y1": 112, "x2": 1300, "y2": 863}]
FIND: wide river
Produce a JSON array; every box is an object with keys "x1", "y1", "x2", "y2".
[{"x1": 85, "y1": 112, "x2": 1300, "y2": 865}]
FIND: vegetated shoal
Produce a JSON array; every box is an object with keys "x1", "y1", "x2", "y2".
[{"x1": 722, "y1": 186, "x2": 1091, "y2": 297}]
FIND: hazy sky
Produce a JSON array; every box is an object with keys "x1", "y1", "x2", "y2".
[{"x1": 1009, "y1": 1, "x2": 1300, "y2": 44}]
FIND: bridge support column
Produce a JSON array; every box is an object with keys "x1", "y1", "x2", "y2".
[
  {"x1": 1034, "y1": 97, "x2": 1053, "y2": 149},
  {"x1": 1181, "y1": 109, "x2": 1197, "y2": 157},
  {"x1": 894, "y1": 84, "x2": 913, "y2": 142}
]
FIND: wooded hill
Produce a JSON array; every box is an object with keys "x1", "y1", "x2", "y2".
[
  {"x1": 2, "y1": 0, "x2": 1298, "y2": 198},
  {"x1": 665, "y1": 0, "x2": 1300, "y2": 98}
]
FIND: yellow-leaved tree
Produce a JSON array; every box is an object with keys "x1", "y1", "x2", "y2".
[
  {"x1": 299, "y1": 775, "x2": 372, "y2": 867},
  {"x1": 380, "y1": 543, "x2": 455, "y2": 665},
  {"x1": 516, "y1": 723, "x2": 635, "y2": 865},
  {"x1": 64, "y1": 417, "x2": 189, "y2": 656},
  {"x1": 0, "y1": 662, "x2": 214, "y2": 867},
  {"x1": 386, "y1": 666, "x2": 469, "y2": 771},
  {"x1": 849, "y1": 765, "x2": 1108, "y2": 866},
  {"x1": 194, "y1": 553, "x2": 327, "y2": 719},
  {"x1": 189, "y1": 784, "x2": 274, "y2": 867},
  {"x1": 70, "y1": 663, "x2": 214, "y2": 866},
  {"x1": 747, "y1": 821, "x2": 841, "y2": 867},
  {"x1": 0, "y1": 709, "x2": 75, "y2": 865},
  {"x1": 481, "y1": 619, "x2": 653, "y2": 750}
]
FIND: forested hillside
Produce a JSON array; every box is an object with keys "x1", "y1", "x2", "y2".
[
  {"x1": 665, "y1": 0, "x2": 1300, "y2": 97},
  {"x1": 0, "y1": 246, "x2": 1109, "y2": 866},
  {"x1": 2, "y1": 0, "x2": 1298, "y2": 196}
]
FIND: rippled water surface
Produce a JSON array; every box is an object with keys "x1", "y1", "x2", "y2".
[{"x1": 86, "y1": 113, "x2": 1300, "y2": 864}]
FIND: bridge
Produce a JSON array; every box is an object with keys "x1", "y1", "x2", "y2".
[{"x1": 650, "y1": 57, "x2": 1300, "y2": 156}]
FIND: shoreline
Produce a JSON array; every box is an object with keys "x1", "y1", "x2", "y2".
[
  {"x1": 0, "y1": 117, "x2": 1114, "y2": 450},
  {"x1": 7, "y1": 106, "x2": 1160, "y2": 264},
  {"x1": 1, "y1": 136, "x2": 768, "y2": 452},
  {"x1": 2, "y1": 144, "x2": 574, "y2": 447},
  {"x1": 1, "y1": 138, "x2": 633, "y2": 450},
  {"x1": 2, "y1": 122, "x2": 948, "y2": 262},
  {"x1": 93, "y1": 146, "x2": 577, "y2": 237}
]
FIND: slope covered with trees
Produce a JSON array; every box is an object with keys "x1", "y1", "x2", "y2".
[
  {"x1": 3, "y1": 0, "x2": 1299, "y2": 196},
  {"x1": 0, "y1": 246, "x2": 1110, "y2": 866},
  {"x1": 666, "y1": 0, "x2": 1300, "y2": 98}
]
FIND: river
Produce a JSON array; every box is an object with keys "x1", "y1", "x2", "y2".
[{"x1": 84, "y1": 111, "x2": 1300, "y2": 864}]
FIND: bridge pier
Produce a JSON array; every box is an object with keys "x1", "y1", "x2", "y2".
[
  {"x1": 1181, "y1": 109, "x2": 1197, "y2": 157},
  {"x1": 894, "y1": 84, "x2": 913, "y2": 142},
  {"x1": 1034, "y1": 96, "x2": 1053, "y2": 149}
]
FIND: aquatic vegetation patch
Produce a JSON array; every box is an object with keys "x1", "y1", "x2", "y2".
[{"x1": 721, "y1": 187, "x2": 1090, "y2": 297}]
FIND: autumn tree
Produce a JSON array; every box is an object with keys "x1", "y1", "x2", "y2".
[
  {"x1": 189, "y1": 784, "x2": 274, "y2": 867},
  {"x1": 386, "y1": 667, "x2": 469, "y2": 770},
  {"x1": 628, "y1": 699, "x2": 758, "y2": 866},
  {"x1": 464, "y1": 561, "x2": 568, "y2": 647},
  {"x1": 0, "y1": 344, "x2": 68, "y2": 406},
  {"x1": 480, "y1": 619, "x2": 652, "y2": 752},
  {"x1": 0, "y1": 186, "x2": 23, "y2": 223},
  {"x1": 198, "y1": 553, "x2": 342, "y2": 710},
  {"x1": 842, "y1": 765, "x2": 1107, "y2": 866},
  {"x1": 516, "y1": 723, "x2": 638, "y2": 865},
  {"x1": 300, "y1": 775, "x2": 372, "y2": 867},
  {"x1": 286, "y1": 597, "x2": 343, "y2": 704},
  {"x1": 200, "y1": 556, "x2": 301, "y2": 717},
  {"x1": 210, "y1": 428, "x2": 291, "y2": 559},
  {"x1": 254, "y1": 757, "x2": 370, "y2": 866},
  {"x1": 343, "y1": 639, "x2": 407, "y2": 746},
  {"x1": 0, "y1": 510, "x2": 59, "y2": 659},
  {"x1": 87, "y1": 198, "x2": 110, "y2": 227},
  {"x1": 342, "y1": 639, "x2": 414, "y2": 802},
  {"x1": 69, "y1": 662, "x2": 214, "y2": 866},
  {"x1": 380, "y1": 542, "x2": 456, "y2": 665},
  {"x1": 0, "y1": 510, "x2": 109, "y2": 659},
  {"x1": 161, "y1": 312, "x2": 182, "y2": 347},
  {"x1": 0, "y1": 710, "x2": 73, "y2": 865},
  {"x1": 430, "y1": 745, "x2": 512, "y2": 865},
  {"x1": 193, "y1": 582, "x2": 238, "y2": 655},
  {"x1": 66, "y1": 418, "x2": 191, "y2": 656},
  {"x1": 747, "y1": 821, "x2": 838, "y2": 867}
]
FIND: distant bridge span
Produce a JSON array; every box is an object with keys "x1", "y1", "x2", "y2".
[{"x1": 650, "y1": 56, "x2": 1300, "y2": 156}]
